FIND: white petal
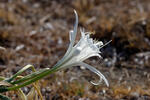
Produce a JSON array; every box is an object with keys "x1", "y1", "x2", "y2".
[
  {"x1": 54, "y1": 10, "x2": 78, "y2": 67},
  {"x1": 95, "y1": 41, "x2": 103, "y2": 47},
  {"x1": 80, "y1": 28, "x2": 85, "y2": 37},
  {"x1": 69, "y1": 10, "x2": 78, "y2": 48},
  {"x1": 62, "y1": 10, "x2": 78, "y2": 59},
  {"x1": 69, "y1": 30, "x2": 74, "y2": 42},
  {"x1": 80, "y1": 53, "x2": 102, "y2": 62},
  {"x1": 78, "y1": 62, "x2": 109, "y2": 87}
]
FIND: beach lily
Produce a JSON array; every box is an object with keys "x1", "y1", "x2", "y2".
[
  {"x1": 2, "y1": 10, "x2": 109, "y2": 93},
  {"x1": 54, "y1": 10, "x2": 109, "y2": 87}
]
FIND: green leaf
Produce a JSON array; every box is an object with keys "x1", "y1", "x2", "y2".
[
  {"x1": 0, "y1": 94, "x2": 11, "y2": 100},
  {"x1": 0, "y1": 86, "x2": 9, "y2": 93},
  {"x1": 6, "y1": 65, "x2": 35, "y2": 82}
]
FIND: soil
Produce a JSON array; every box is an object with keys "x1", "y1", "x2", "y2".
[{"x1": 0, "y1": 0, "x2": 150, "y2": 100}]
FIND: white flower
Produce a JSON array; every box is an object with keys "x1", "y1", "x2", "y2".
[{"x1": 54, "y1": 10, "x2": 109, "y2": 87}]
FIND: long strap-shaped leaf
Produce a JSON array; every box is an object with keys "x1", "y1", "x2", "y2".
[
  {"x1": 6, "y1": 65, "x2": 35, "y2": 82},
  {"x1": 0, "y1": 94, "x2": 11, "y2": 100}
]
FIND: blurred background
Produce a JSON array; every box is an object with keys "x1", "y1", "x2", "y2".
[{"x1": 0, "y1": 0, "x2": 150, "y2": 100}]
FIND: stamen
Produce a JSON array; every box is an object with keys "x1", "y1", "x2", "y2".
[{"x1": 100, "y1": 40, "x2": 112, "y2": 48}]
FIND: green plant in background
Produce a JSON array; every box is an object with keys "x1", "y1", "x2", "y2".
[{"x1": 0, "y1": 10, "x2": 109, "y2": 100}]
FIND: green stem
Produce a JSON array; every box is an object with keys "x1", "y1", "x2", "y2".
[
  {"x1": 7, "y1": 66, "x2": 58, "y2": 91},
  {"x1": 11, "y1": 68, "x2": 49, "y2": 85}
]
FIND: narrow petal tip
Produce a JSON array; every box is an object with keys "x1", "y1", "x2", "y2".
[
  {"x1": 90, "y1": 79, "x2": 109, "y2": 87},
  {"x1": 73, "y1": 10, "x2": 78, "y2": 28},
  {"x1": 78, "y1": 62, "x2": 109, "y2": 87},
  {"x1": 73, "y1": 10, "x2": 77, "y2": 15}
]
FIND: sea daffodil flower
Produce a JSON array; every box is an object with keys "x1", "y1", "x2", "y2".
[
  {"x1": 54, "y1": 10, "x2": 109, "y2": 87},
  {"x1": 3, "y1": 10, "x2": 109, "y2": 92}
]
